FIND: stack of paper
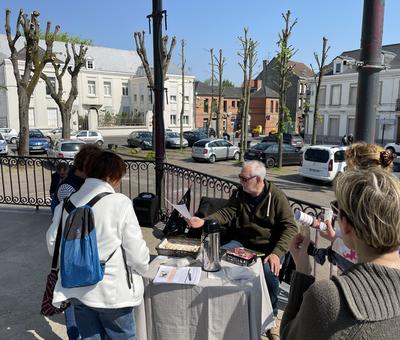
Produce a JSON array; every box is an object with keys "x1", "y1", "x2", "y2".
[{"x1": 153, "y1": 265, "x2": 201, "y2": 285}]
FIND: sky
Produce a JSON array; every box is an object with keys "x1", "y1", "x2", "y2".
[{"x1": 1, "y1": 0, "x2": 400, "y2": 85}]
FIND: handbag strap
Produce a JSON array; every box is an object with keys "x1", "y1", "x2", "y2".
[{"x1": 51, "y1": 202, "x2": 64, "y2": 270}]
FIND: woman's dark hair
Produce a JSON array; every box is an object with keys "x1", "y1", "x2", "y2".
[
  {"x1": 73, "y1": 144, "x2": 102, "y2": 172},
  {"x1": 85, "y1": 151, "x2": 126, "y2": 183}
]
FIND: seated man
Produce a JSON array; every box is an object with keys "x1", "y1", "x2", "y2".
[{"x1": 189, "y1": 160, "x2": 297, "y2": 335}]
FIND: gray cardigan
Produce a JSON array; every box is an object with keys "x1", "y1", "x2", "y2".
[{"x1": 281, "y1": 263, "x2": 400, "y2": 339}]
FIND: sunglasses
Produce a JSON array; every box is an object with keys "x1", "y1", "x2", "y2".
[
  {"x1": 238, "y1": 175, "x2": 257, "y2": 183},
  {"x1": 330, "y1": 200, "x2": 353, "y2": 225}
]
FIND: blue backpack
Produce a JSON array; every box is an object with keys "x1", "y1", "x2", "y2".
[{"x1": 60, "y1": 192, "x2": 115, "y2": 288}]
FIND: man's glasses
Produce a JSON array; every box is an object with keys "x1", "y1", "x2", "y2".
[
  {"x1": 330, "y1": 200, "x2": 339, "y2": 215},
  {"x1": 238, "y1": 175, "x2": 257, "y2": 183}
]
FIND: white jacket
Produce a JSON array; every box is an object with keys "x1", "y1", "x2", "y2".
[{"x1": 46, "y1": 178, "x2": 150, "y2": 309}]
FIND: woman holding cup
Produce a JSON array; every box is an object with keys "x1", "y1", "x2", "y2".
[{"x1": 280, "y1": 168, "x2": 400, "y2": 339}]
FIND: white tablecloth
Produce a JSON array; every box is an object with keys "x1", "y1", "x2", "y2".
[{"x1": 136, "y1": 257, "x2": 274, "y2": 340}]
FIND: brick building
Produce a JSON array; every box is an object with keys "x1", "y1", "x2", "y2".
[{"x1": 194, "y1": 81, "x2": 241, "y2": 134}]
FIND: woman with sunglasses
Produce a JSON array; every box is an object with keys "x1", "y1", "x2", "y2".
[{"x1": 280, "y1": 168, "x2": 400, "y2": 339}]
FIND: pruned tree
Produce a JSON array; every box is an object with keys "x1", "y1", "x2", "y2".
[
  {"x1": 180, "y1": 39, "x2": 186, "y2": 150},
  {"x1": 214, "y1": 49, "x2": 226, "y2": 138},
  {"x1": 207, "y1": 48, "x2": 215, "y2": 137},
  {"x1": 238, "y1": 28, "x2": 258, "y2": 162},
  {"x1": 311, "y1": 37, "x2": 330, "y2": 145},
  {"x1": 133, "y1": 31, "x2": 176, "y2": 88},
  {"x1": 133, "y1": 31, "x2": 176, "y2": 131},
  {"x1": 41, "y1": 42, "x2": 88, "y2": 139},
  {"x1": 276, "y1": 10, "x2": 298, "y2": 168},
  {"x1": 5, "y1": 9, "x2": 60, "y2": 155}
]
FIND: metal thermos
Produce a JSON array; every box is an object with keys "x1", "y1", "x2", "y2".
[{"x1": 202, "y1": 219, "x2": 221, "y2": 272}]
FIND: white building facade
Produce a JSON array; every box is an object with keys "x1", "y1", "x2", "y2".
[
  {"x1": 306, "y1": 45, "x2": 400, "y2": 144},
  {"x1": 0, "y1": 34, "x2": 195, "y2": 136}
]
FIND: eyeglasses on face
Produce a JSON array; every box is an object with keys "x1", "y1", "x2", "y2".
[
  {"x1": 238, "y1": 175, "x2": 257, "y2": 183},
  {"x1": 330, "y1": 200, "x2": 339, "y2": 215}
]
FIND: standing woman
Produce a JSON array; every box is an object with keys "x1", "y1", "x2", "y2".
[
  {"x1": 281, "y1": 168, "x2": 400, "y2": 339},
  {"x1": 47, "y1": 151, "x2": 150, "y2": 339}
]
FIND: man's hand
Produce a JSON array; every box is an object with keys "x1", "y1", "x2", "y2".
[
  {"x1": 264, "y1": 253, "x2": 281, "y2": 276},
  {"x1": 289, "y1": 233, "x2": 312, "y2": 275},
  {"x1": 187, "y1": 216, "x2": 205, "y2": 228}
]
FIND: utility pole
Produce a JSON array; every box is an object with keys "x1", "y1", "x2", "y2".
[
  {"x1": 354, "y1": 0, "x2": 385, "y2": 143},
  {"x1": 151, "y1": 0, "x2": 165, "y2": 209},
  {"x1": 180, "y1": 39, "x2": 185, "y2": 150}
]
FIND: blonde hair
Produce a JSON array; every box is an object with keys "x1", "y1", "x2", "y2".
[
  {"x1": 345, "y1": 143, "x2": 395, "y2": 170},
  {"x1": 335, "y1": 168, "x2": 400, "y2": 253}
]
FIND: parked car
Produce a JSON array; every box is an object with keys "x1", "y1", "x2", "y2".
[
  {"x1": 0, "y1": 128, "x2": 18, "y2": 144},
  {"x1": 192, "y1": 138, "x2": 240, "y2": 163},
  {"x1": 183, "y1": 130, "x2": 209, "y2": 147},
  {"x1": 17, "y1": 129, "x2": 50, "y2": 154},
  {"x1": 0, "y1": 133, "x2": 9, "y2": 155},
  {"x1": 384, "y1": 142, "x2": 400, "y2": 155},
  {"x1": 262, "y1": 133, "x2": 304, "y2": 149},
  {"x1": 127, "y1": 131, "x2": 153, "y2": 149},
  {"x1": 71, "y1": 130, "x2": 104, "y2": 146},
  {"x1": 196, "y1": 127, "x2": 216, "y2": 138},
  {"x1": 299, "y1": 145, "x2": 348, "y2": 184},
  {"x1": 165, "y1": 132, "x2": 188, "y2": 148},
  {"x1": 44, "y1": 128, "x2": 78, "y2": 142},
  {"x1": 244, "y1": 142, "x2": 302, "y2": 167},
  {"x1": 47, "y1": 139, "x2": 86, "y2": 159}
]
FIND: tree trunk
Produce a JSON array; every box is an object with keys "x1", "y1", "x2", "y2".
[
  {"x1": 61, "y1": 108, "x2": 71, "y2": 139},
  {"x1": 17, "y1": 89, "x2": 30, "y2": 156}
]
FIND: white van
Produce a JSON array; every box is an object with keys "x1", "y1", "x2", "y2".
[{"x1": 299, "y1": 145, "x2": 348, "y2": 183}]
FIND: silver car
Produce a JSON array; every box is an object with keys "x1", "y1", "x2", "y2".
[
  {"x1": 0, "y1": 128, "x2": 18, "y2": 144},
  {"x1": 71, "y1": 130, "x2": 104, "y2": 146},
  {"x1": 165, "y1": 132, "x2": 188, "y2": 148},
  {"x1": 47, "y1": 139, "x2": 86, "y2": 159},
  {"x1": 192, "y1": 138, "x2": 240, "y2": 163}
]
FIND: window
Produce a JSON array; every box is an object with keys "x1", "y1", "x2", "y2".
[
  {"x1": 335, "y1": 62, "x2": 342, "y2": 73},
  {"x1": 134, "y1": 94, "x2": 137, "y2": 102},
  {"x1": 122, "y1": 83, "x2": 129, "y2": 96},
  {"x1": 204, "y1": 99, "x2": 209, "y2": 113},
  {"x1": 347, "y1": 117, "x2": 355, "y2": 135},
  {"x1": 334, "y1": 151, "x2": 346, "y2": 162},
  {"x1": 232, "y1": 101, "x2": 236, "y2": 108},
  {"x1": 270, "y1": 101, "x2": 274, "y2": 113},
  {"x1": 184, "y1": 96, "x2": 189, "y2": 102},
  {"x1": 223, "y1": 100, "x2": 227, "y2": 112},
  {"x1": 183, "y1": 115, "x2": 189, "y2": 125},
  {"x1": 86, "y1": 59, "x2": 94, "y2": 69},
  {"x1": 47, "y1": 108, "x2": 59, "y2": 127},
  {"x1": 46, "y1": 77, "x2": 56, "y2": 95},
  {"x1": 170, "y1": 95, "x2": 177, "y2": 102},
  {"x1": 378, "y1": 81, "x2": 383, "y2": 104},
  {"x1": 103, "y1": 81, "x2": 112, "y2": 96},
  {"x1": 318, "y1": 86, "x2": 326, "y2": 106},
  {"x1": 140, "y1": 95, "x2": 144, "y2": 102},
  {"x1": 203, "y1": 118, "x2": 208, "y2": 128},
  {"x1": 349, "y1": 84, "x2": 357, "y2": 105},
  {"x1": 89, "y1": 131, "x2": 98, "y2": 137},
  {"x1": 170, "y1": 114, "x2": 177, "y2": 125},
  {"x1": 298, "y1": 98, "x2": 303, "y2": 109},
  {"x1": 305, "y1": 149, "x2": 329, "y2": 163},
  {"x1": 29, "y1": 108, "x2": 35, "y2": 127},
  {"x1": 148, "y1": 94, "x2": 152, "y2": 103},
  {"x1": 88, "y1": 80, "x2": 96, "y2": 96},
  {"x1": 122, "y1": 106, "x2": 130, "y2": 113},
  {"x1": 328, "y1": 117, "x2": 340, "y2": 136},
  {"x1": 330, "y1": 85, "x2": 341, "y2": 106}
]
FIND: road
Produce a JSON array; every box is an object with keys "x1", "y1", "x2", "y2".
[{"x1": 5, "y1": 135, "x2": 335, "y2": 207}]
